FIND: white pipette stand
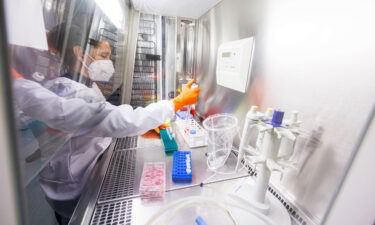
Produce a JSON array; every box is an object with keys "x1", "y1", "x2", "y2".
[{"x1": 230, "y1": 107, "x2": 302, "y2": 225}]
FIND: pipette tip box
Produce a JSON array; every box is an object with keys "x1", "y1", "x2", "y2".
[
  {"x1": 160, "y1": 129, "x2": 178, "y2": 154},
  {"x1": 172, "y1": 151, "x2": 192, "y2": 183}
]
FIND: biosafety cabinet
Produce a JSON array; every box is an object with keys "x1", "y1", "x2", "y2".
[{"x1": 0, "y1": 0, "x2": 375, "y2": 225}]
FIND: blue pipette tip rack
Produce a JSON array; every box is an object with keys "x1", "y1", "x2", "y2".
[
  {"x1": 172, "y1": 151, "x2": 192, "y2": 183},
  {"x1": 160, "y1": 129, "x2": 178, "y2": 154}
]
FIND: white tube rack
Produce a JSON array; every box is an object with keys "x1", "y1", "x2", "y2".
[{"x1": 175, "y1": 117, "x2": 207, "y2": 148}]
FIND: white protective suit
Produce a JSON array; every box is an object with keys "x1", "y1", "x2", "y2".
[{"x1": 13, "y1": 78, "x2": 174, "y2": 214}]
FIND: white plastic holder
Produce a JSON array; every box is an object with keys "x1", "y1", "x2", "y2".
[
  {"x1": 236, "y1": 106, "x2": 262, "y2": 171},
  {"x1": 229, "y1": 126, "x2": 294, "y2": 225},
  {"x1": 231, "y1": 107, "x2": 303, "y2": 225},
  {"x1": 229, "y1": 176, "x2": 292, "y2": 225},
  {"x1": 175, "y1": 116, "x2": 207, "y2": 148}
]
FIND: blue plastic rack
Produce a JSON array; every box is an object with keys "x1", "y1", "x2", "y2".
[{"x1": 172, "y1": 151, "x2": 193, "y2": 183}]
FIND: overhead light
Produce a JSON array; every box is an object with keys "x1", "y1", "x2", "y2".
[{"x1": 94, "y1": 0, "x2": 123, "y2": 28}]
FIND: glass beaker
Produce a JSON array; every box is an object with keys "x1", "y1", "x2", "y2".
[{"x1": 203, "y1": 114, "x2": 238, "y2": 170}]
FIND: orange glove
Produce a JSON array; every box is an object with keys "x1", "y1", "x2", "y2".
[
  {"x1": 154, "y1": 122, "x2": 170, "y2": 134},
  {"x1": 11, "y1": 68, "x2": 24, "y2": 80},
  {"x1": 141, "y1": 130, "x2": 161, "y2": 139},
  {"x1": 142, "y1": 122, "x2": 170, "y2": 139},
  {"x1": 172, "y1": 79, "x2": 201, "y2": 112}
]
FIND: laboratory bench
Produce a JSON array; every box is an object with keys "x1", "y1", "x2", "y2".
[{"x1": 68, "y1": 125, "x2": 283, "y2": 225}]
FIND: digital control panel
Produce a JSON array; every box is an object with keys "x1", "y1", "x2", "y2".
[{"x1": 216, "y1": 37, "x2": 255, "y2": 93}]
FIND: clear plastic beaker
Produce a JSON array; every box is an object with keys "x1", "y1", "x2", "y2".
[{"x1": 203, "y1": 114, "x2": 238, "y2": 170}]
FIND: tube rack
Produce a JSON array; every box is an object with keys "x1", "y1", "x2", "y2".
[{"x1": 175, "y1": 116, "x2": 207, "y2": 148}]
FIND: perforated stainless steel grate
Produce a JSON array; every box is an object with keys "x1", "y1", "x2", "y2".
[
  {"x1": 91, "y1": 200, "x2": 133, "y2": 225},
  {"x1": 115, "y1": 136, "x2": 138, "y2": 150},
  {"x1": 98, "y1": 150, "x2": 136, "y2": 203},
  {"x1": 267, "y1": 186, "x2": 314, "y2": 225}
]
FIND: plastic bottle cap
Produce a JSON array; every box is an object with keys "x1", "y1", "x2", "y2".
[
  {"x1": 291, "y1": 111, "x2": 299, "y2": 123},
  {"x1": 271, "y1": 110, "x2": 284, "y2": 127}
]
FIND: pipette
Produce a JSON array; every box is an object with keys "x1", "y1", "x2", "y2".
[{"x1": 185, "y1": 83, "x2": 199, "y2": 131}]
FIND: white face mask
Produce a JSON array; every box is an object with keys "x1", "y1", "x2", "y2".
[{"x1": 87, "y1": 58, "x2": 115, "y2": 82}]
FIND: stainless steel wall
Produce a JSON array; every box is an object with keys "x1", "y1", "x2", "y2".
[
  {"x1": 162, "y1": 17, "x2": 178, "y2": 99},
  {"x1": 162, "y1": 17, "x2": 197, "y2": 100},
  {"x1": 195, "y1": 0, "x2": 375, "y2": 223},
  {"x1": 176, "y1": 19, "x2": 197, "y2": 89}
]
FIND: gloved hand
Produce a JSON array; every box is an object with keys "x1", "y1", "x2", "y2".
[
  {"x1": 172, "y1": 79, "x2": 201, "y2": 112},
  {"x1": 154, "y1": 122, "x2": 170, "y2": 134},
  {"x1": 11, "y1": 68, "x2": 25, "y2": 80},
  {"x1": 142, "y1": 123, "x2": 171, "y2": 139},
  {"x1": 141, "y1": 130, "x2": 161, "y2": 139}
]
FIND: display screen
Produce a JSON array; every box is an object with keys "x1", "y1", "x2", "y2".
[{"x1": 222, "y1": 52, "x2": 231, "y2": 58}]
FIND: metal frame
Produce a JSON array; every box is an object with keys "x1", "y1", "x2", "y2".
[
  {"x1": 120, "y1": 10, "x2": 140, "y2": 105},
  {"x1": 0, "y1": 2, "x2": 28, "y2": 224}
]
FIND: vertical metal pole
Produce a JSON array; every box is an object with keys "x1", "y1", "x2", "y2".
[
  {"x1": 161, "y1": 17, "x2": 166, "y2": 100},
  {"x1": 0, "y1": 2, "x2": 28, "y2": 225},
  {"x1": 120, "y1": 10, "x2": 140, "y2": 104}
]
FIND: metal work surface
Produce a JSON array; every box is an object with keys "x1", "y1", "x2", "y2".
[
  {"x1": 118, "y1": 179, "x2": 250, "y2": 225},
  {"x1": 73, "y1": 123, "x2": 252, "y2": 225},
  {"x1": 135, "y1": 130, "x2": 249, "y2": 190},
  {"x1": 101, "y1": 177, "x2": 293, "y2": 225},
  {"x1": 69, "y1": 120, "x2": 324, "y2": 225},
  {"x1": 98, "y1": 127, "x2": 249, "y2": 205}
]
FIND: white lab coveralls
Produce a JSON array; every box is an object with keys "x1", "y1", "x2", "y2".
[{"x1": 13, "y1": 78, "x2": 174, "y2": 216}]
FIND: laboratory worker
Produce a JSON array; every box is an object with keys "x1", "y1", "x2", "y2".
[
  {"x1": 13, "y1": 70, "x2": 200, "y2": 224},
  {"x1": 11, "y1": 23, "x2": 201, "y2": 225},
  {"x1": 46, "y1": 24, "x2": 114, "y2": 98},
  {"x1": 86, "y1": 39, "x2": 114, "y2": 82},
  {"x1": 85, "y1": 39, "x2": 117, "y2": 97}
]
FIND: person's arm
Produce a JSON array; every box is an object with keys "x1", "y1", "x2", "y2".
[
  {"x1": 13, "y1": 78, "x2": 199, "y2": 138},
  {"x1": 78, "y1": 100, "x2": 174, "y2": 137},
  {"x1": 70, "y1": 79, "x2": 200, "y2": 137},
  {"x1": 13, "y1": 78, "x2": 174, "y2": 137},
  {"x1": 13, "y1": 78, "x2": 107, "y2": 132}
]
